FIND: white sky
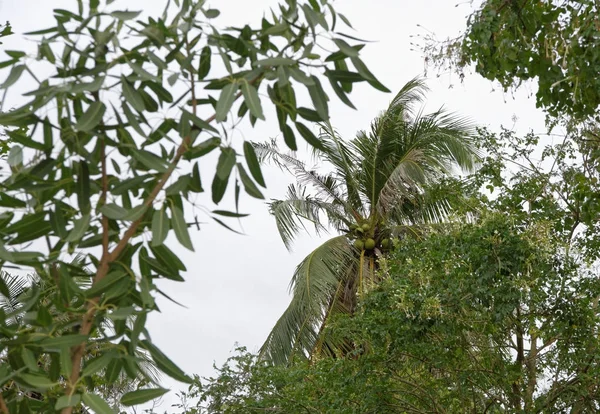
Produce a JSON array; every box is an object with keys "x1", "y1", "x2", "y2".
[{"x1": 1, "y1": 0, "x2": 548, "y2": 410}]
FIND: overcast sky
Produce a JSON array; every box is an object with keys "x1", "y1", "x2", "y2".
[{"x1": 1, "y1": 0, "x2": 549, "y2": 410}]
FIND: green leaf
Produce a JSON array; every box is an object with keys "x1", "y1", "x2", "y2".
[
  {"x1": 141, "y1": 340, "x2": 192, "y2": 383},
  {"x1": 77, "y1": 161, "x2": 91, "y2": 214},
  {"x1": 143, "y1": 256, "x2": 183, "y2": 281},
  {"x1": 85, "y1": 271, "x2": 128, "y2": 298},
  {"x1": 295, "y1": 122, "x2": 324, "y2": 150},
  {"x1": 104, "y1": 359, "x2": 122, "y2": 384},
  {"x1": 145, "y1": 81, "x2": 173, "y2": 103},
  {"x1": 60, "y1": 346, "x2": 72, "y2": 377},
  {"x1": 282, "y1": 124, "x2": 297, "y2": 151},
  {"x1": 181, "y1": 109, "x2": 218, "y2": 133},
  {"x1": 71, "y1": 76, "x2": 105, "y2": 93},
  {"x1": 111, "y1": 10, "x2": 142, "y2": 20},
  {"x1": 108, "y1": 307, "x2": 135, "y2": 320},
  {"x1": 216, "y1": 147, "x2": 237, "y2": 180},
  {"x1": 0, "y1": 107, "x2": 37, "y2": 127},
  {"x1": 128, "y1": 62, "x2": 158, "y2": 82},
  {"x1": 1, "y1": 64, "x2": 25, "y2": 88},
  {"x1": 205, "y1": 9, "x2": 220, "y2": 19},
  {"x1": 65, "y1": 214, "x2": 91, "y2": 243},
  {"x1": 167, "y1": 73, "x2": 179, "y2": 86},
  {"x1": 40, "y1": 334, "x2": 88, "y2": 348},
  {"x1": 123, "y1": 205, "x2": 147, "y2": 222},
  {"x1": 215, "y1": 82, "x2": 238, "y2": 122},
  {"x1": 133, "y1": 149, "x2": 169, "y2": 172},
  {"x1": 7, "y1": 129, "x2": 45, "y2": 151},
  {"x1": 151, "y1": 208, "x2": 169, "y2": 247},
  {"x1": 21, "y1": 348, "x2": 38, "y2": 371},
  {"x1": 326, "y1": 73, "x2": 356, "y2": 109},
  {"x1": 237, "y1": 164, "x2": 264, "y2": 199},
  {"x1": 75, "y1": 102, "x2": 106, "y2": 132},
  {"x1": 150, "y1": 243, "x2": 186, "y2": 271},
  {"x1": 198, "y1": 46, "x2": 211, "y2": 79},
  {"x1": 241, "y1": 82, "x2": 265, "y2": 120},
  {"x1": 256, "y1": 57, "x2": 296, "y2": 66},
  {"x1": 7, "y1": 145, "x2": 23, "y2": 166},
  {"x1": 190, "y1": 162, "x2": 203, "y2": 192},
  {"x1": 350, "y1": 56, "x2": 390, "y2": 93},
  {"x1": 243, "y1": 142, "x2": 266, "y2": 187},
  {"x1": 82, "y1": 353, "x2": 114, "y2": 377},
  {"x1": 212, "y1": 210, "x2": 249, "y2": 218},
  {"x1": 131, "y1": 312, "x2": 147, "y2": 348},
  {"x1": 306, "y1": 76, "x2": 329, "y2": 121},
  {"x1": 165, "y1": 175, "x2": 191, "y2": 195},
  {"x1": 100, "y1": 203, "x2": 128, "y2": 220},
  {"x1": 211, "y1": 176, "x2": 228, "y2": 204},
  {"x1": 50, "y1": 208, "x2": 68, "y2": 239},
  {"x1": 82, "y1": 393, "x2": 116, "y2": 414},
  {"x1": 121, "y1": 77, "x2": 145, "y2": 112},
  {"x1": 297, "y1": 107, "x2": 321, "y2": 122},
  {"x1": 43, "y1": 117, "x2": 53, "y2": 152},
  {"x1": 288, "y1": 67, "x2": 315, "y2": 86},
  {"x1": 5, "y1": 50, "x2": 25, "y2": 59},
  {"x1": 11, "y1": 251, "x2": 43, "y2": 264},
  {"x1": 333, "y1": 38, "x2": 359, "y2": 57},
  {"x1": 185, "y1": 137, "x2": 221, "y2": 160},
  {"x1": 338, "y1": 13, "x2": 353, "y2": 28},
  {"x1": 18, "y1": 373, "x2": 55, "y2": 390},
  {"x1": 171, "y1": 205, "x2": 194, "y2": 251},
  {"x1": 122, "y1": 101, "x2": 146, "y2": 137},
  {"x1": 327, "y1": 69, "x2": 364, "y2": 83},
  {"x1": 147, "y1": 118, "x2": 177, "y2": 145},
  {"x1": 121, "y1": 388, "x2": 169, "y2": 407},
  {"x1": 4, "y1": 212, "x2": 45, "y2": 235},
  {"x1": 55, "y1": 394, "x2": 81, "y2": 410},
  {"x1": 36, "y1": 305, "x2": 53, "y2": 326}
]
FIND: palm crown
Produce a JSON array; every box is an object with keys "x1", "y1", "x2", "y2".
[{"x1": 257, "y1": 78, "x2": 479, "y2": 365}]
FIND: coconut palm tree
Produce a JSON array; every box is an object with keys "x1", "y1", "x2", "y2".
[{"x1": 256, "y1": 78, "x2": 479, "y2": 366}]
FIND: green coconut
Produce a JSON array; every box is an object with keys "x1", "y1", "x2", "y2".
[
  {"x1": 364, "y1": 238, "x2": 376, "y2": 250},
  {"x1": 353, "y1": 239, "x2": 365, "y2": 250},
  {"x1": 361, "y1": 223, "x2": 371, "y2": 232}
]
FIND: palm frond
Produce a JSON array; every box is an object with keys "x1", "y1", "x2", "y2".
[
  {"x1": 0, "y1": 272, "x2": 29, "y2": 315},
  {"x1": 351, "y1": 79, "x2": 431, "y2": 211},
  {"x1": 371, "y1": 77, "x2": 429, "y2": 138},
  {"x1": 313, "y1": 124, "x2": 364, "y2": 216},
  {"x1": 372, "y1": 105, "x2": 477, "y2": 214},
  {"x1": 270, "y1": 184, "x2": 349, "y2": 250},
  {"x1": 252, "y1": 139, "x2": 304, "y2": 174},
  {"x1": 254, "y1": 139, "x2": 349, "y2": 209},
  {"x1": 259, "y1": 236, "x2": 355, "y2": 365}
]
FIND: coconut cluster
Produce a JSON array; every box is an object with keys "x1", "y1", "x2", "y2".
[{"x1": 347, "y1": 221, "x2": 393, "y2": 252}]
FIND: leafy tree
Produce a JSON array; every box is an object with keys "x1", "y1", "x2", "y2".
[
  {"x1": 422, "y1": 0, "x2": 600, "y2": 125},
  {"x1": 0, "y1": 271, "x2": 154, "y2": 414},
  {"x1": 176, "y1": 128, "x2": 600, "y2": 413},
  {"x1": 0, "y1": 0, "x2": 382, "y2": 412},
  {"x1": 257, "y1": 78, "x2": 478, "y2": 365}
]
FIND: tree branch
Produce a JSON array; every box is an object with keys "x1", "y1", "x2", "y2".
[{"x1": 0, "y1": 393, "x2": 9, "y2": 414}]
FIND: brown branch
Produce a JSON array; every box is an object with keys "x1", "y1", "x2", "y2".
[
  {"x1": 510, "y1": 307, "x2": 524, "y2": 411},
  {"x1": 0, "y1": 393, "x2": 9, "y2": 414},
  {"x1": 524, "y1": 327, "x2": 537, "y2": 411}
]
